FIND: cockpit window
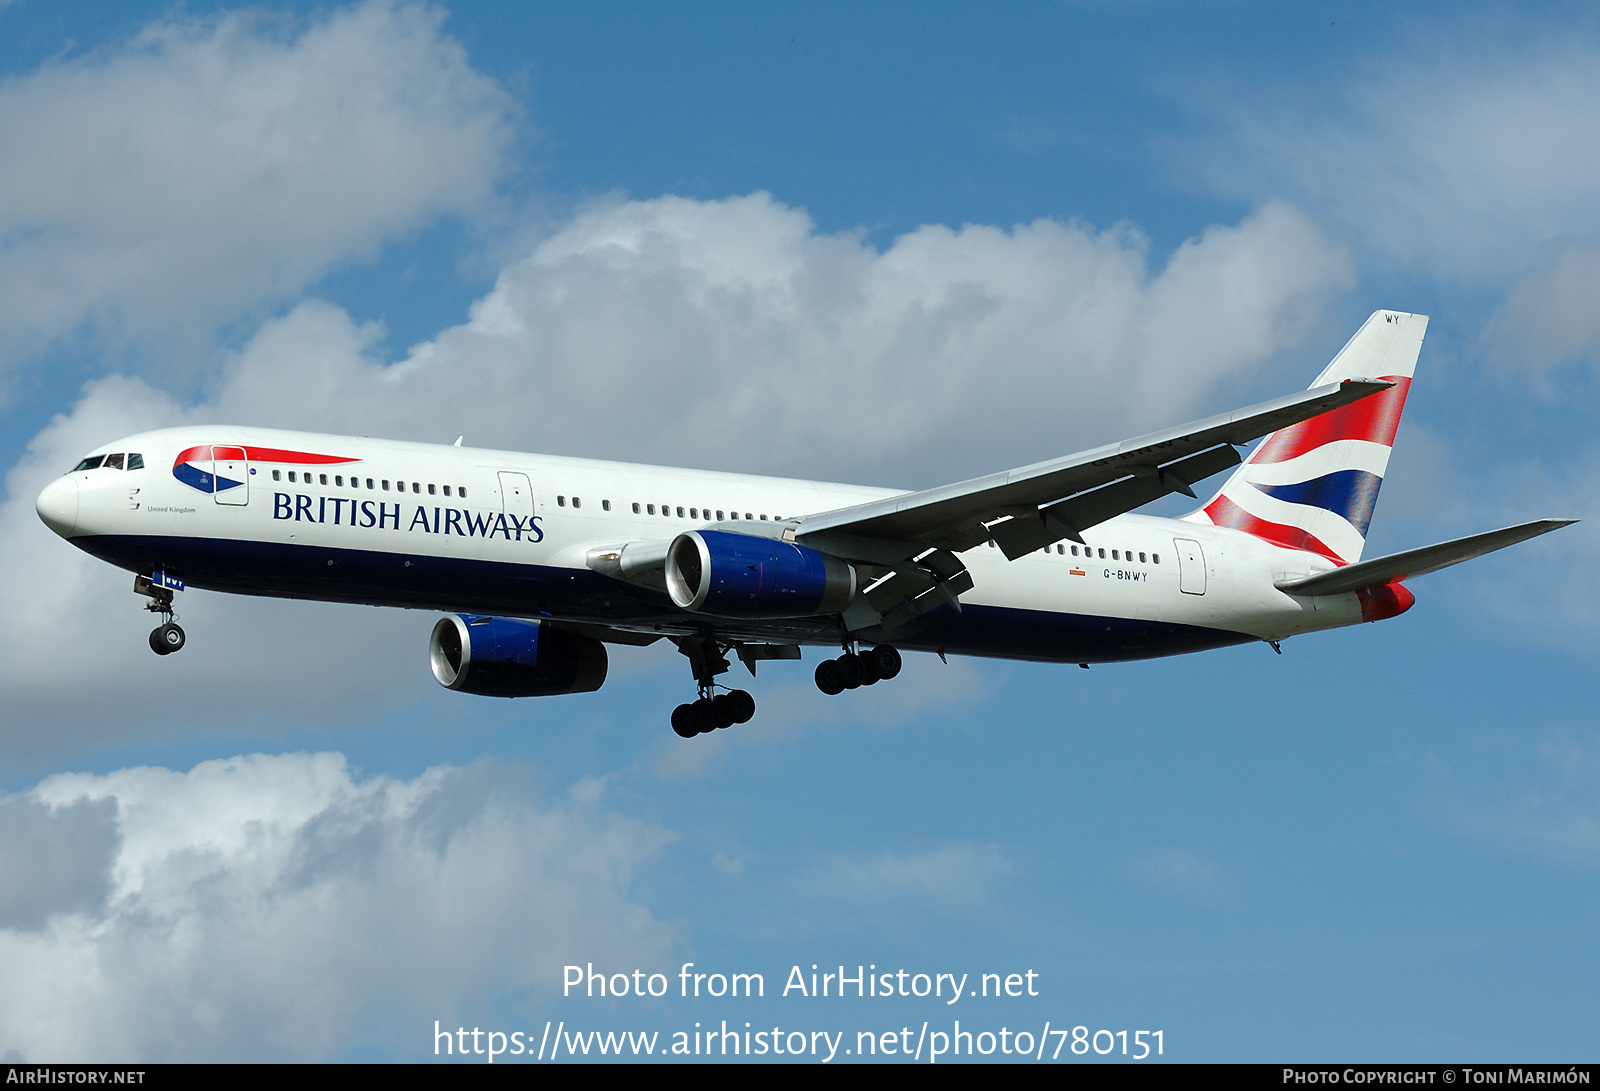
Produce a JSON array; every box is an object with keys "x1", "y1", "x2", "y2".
[
  {"x1": 104, "y1": 453, "x2": 125, "y2": 470},
  {"x1": 72, "y1": 455, "x2": 106, "y2": 472},
  {"x1": 127, "y1": 453, "x2": 144, "y2": 470}
]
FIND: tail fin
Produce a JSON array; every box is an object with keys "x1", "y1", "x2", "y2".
[{"x1": 1190, "y1": 310, "x2": 1427, "y2": 565}]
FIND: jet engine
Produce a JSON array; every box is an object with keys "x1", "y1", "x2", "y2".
[
  {"x1": 429, "y1": 615, "x2": 608, "y2": 697},
  {"x1": 665, "y1": 530, "x2": 855, "y2": 618}
]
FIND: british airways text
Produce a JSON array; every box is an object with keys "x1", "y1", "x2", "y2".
[{"x1": 272, "y1": 492, "x2": 544, "y2": 543}]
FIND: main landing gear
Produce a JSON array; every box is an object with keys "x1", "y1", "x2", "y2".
[
  {"x1": 135, "y1": 574, "x2": 185, "y2": 656},
  {"x1": 814, "y1": 645, "x2": 901, "y2": 695},
  {"x1": 670, "y1": 635, "x2": 757, "y2": 739}
]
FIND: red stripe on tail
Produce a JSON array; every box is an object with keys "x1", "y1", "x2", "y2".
[
  {"x1": 1202, "y1": 495, "x2": 1345, "y2": 564},
  {"x1": 1249, "y1": 376, "x2": 1412, "y2": 465}
]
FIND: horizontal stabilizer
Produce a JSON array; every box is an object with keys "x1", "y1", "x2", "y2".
[{"x1": 1275, "y1": 519, "x2": 1577, "y2": 597}]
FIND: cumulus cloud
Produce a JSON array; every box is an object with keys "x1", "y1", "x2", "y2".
[
  {"x1": 1, "y1": 193, "x2": 1350, "y2": 748},
  {"x1": 1194, "y1": 24, "x2": 1600, "y2": 281},
  {"x1": 0, "y1": 752, "x2": 674, "y2": 1061},
  {"x1": 0, "y1": 0, "x2": 514, "y2": 367},
  {"x1": 207, "y1": 194, "x2": 1350, "y2": 485}
]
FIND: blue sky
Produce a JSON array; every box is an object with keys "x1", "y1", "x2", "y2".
[{"x1": 1, "y1": 0, "x2": 1598, "y2": 1063}]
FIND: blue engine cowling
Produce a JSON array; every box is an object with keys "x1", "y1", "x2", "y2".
[
  {"x1": 665, "y1": 530, "x2": 855, "y2": 617},
  {"x1": 429, "y1": 615, "x2": 608, "y2": 697}
]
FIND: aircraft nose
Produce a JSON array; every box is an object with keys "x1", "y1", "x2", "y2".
[{"x1": 36, "y1": 476, "x2": 79, "y2": 536}]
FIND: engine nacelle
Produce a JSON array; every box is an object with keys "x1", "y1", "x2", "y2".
[
  {"x1": 429, "y1": 615, "x2": 608, "y2": 697},
  {"x1": 665, "y1": 530, "x2": 855, "y2": 617}
]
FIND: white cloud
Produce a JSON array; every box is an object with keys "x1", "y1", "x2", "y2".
[
  {"x1": 0, "y1": 0, "x2": 514, "y2": 367},
  {"x1": 1130, "y1": 848, "x2": 1225, "y2": 905},
  {"x1": 1431, "y1": 730, "x2": 1600, "y2": 868},
  {"x1": 0, "y1": 752, "x2": 674, "y2": 1061},
  {"x1": 1195, "y1": 26, "x2": 1600, "y2": 282},
  {"x1": 1482, "y1": 241, "x2": 1600, "y2": 373},
  {"x1": 207, "y1": 194, "x2": 1350, "y2": 486},
  {"x1": 802, "y1": 844, "x2": 1013, "y2": 916}
]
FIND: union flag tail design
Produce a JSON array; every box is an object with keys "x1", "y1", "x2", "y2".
[{"x1": 1191, "y1": 310, "x2": 1428, "y2": 565}]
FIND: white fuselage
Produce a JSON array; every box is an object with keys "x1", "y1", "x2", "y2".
[{"x1": 38, "y1": 426, "x2": 1369, "y2": 663}]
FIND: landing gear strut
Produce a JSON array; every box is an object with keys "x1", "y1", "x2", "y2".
[
  {"x1": 135, "y1": 574, "x2": 185, "y2": 656},
  {"x1": 815, "y1": 645, "x2": 901, "y2": 695},
  {"x1": 670, "y1": 635, "x2": 757, "y2": 738}
]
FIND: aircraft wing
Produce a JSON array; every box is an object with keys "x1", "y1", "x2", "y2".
[
  {"x1": 1274, "y1": 519, "x2": 1577, "y2": 597},
  {"x1": 795, "y1": 379, "x2": 1394, "y2": 564}
]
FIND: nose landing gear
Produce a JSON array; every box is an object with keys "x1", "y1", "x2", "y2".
[
  {"x1": 149, "y1": 622, "x2": 186, "y2": 655},
  {"x1": 135, "y1": 573, "x2": 186, "y2": 656}
]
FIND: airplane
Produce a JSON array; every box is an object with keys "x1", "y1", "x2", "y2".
[{"x1": 34, "y1": 310, "x2": 1573, "y2": 739}]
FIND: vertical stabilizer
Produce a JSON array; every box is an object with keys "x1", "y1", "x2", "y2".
[{"x1": 1190, "y1": 310, "x2": 1428, "y2": 564}]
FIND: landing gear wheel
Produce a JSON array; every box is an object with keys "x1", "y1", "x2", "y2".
[
  {"x1": 867, "y1": 645, "x2": 902, "y2": 680},
  {"x1": 671, "y1": 704, "x2": 698, "y2": 738},
  {"x1": 857, "y1": 654, "x2": 882, "y2": 686},
  {"x1": 709, "y1": 695, "x2": 737, "y2": 730},
  {"x1": 149, "y1": 622, "x2": 185, "y2": 656},
  {"x1": 726, "y1": 689, "x2": 756, "y2": 724},
  {"x1": 690, "y1": 698, "x2": 721, "y2": 734},
  {"x1": 838, "y1": 653, "x2": 865, "y2": 689},
  {"x1": 815, "y1": 659, "x2": 845, "y2": 695}
]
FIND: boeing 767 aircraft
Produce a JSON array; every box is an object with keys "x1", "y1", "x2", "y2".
[{"x1": 35, "y1": 311, "x2": 1573, "y2": 738}]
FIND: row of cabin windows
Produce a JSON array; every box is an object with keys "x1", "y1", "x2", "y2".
[
  {"x1": 554, "y1": 495, "x2": 615, "y2": 511},
  {"x1": 72, "y1": 453, "x2": 144, "y2": 471},
  {"x1": 631, "y1": 502, "x2": 773, "y2": 521},
  {"x1": 271, "y1": 469, "x2": 465, "y2": 499},
  {"x1": 987, "y1": 540, "x2": 1161, "y2": 564}
]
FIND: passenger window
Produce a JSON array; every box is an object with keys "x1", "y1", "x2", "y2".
[
  {"x1": 442, "y1": 485, "x2": 451, "y2": 496},
  {"x1": 1112, "y1": 549, "x2": 1119, "y2": 560},
  {"x1": 676, "y1": 506, "x2": 685, "y2": 518},
  {"x1": 1071, "y1": 545, "x2": 1079, "y2": 556},
  {"x1": 105, "y1": 453, "x2": 125, "y2": 470},
  {"x1": 1139, "y1": 552, "x2": 1146, "y2": 563},
  {"x1": 557, "y1": 495, "x2": 566, "y2": 507},
  {"x1": 573, "y1": 497, "x2": 582, "y2": 509},
  {"x1": 988, "y1": 540, "x2": 996, "y2": 548},
  {"x1": 716, "y1": 510, "x2": 724, "y2": 520},
  {"x1": 1153, "y1": 554, "x2": 1160, "y2": 564},
  {"x1": 335, "y1": 475, "x2": 343, "y2": 486},
  {"x1": 320, "y1": 474, "x2": 328, "y2": 485},
  {"x1": 729, "y1": 511, "x2": 739, "y2": 519},
  {"x1": 1098, "y1": 548, "x2": 1106, "y2": 559},
  {"x1": 428, "y1": 484, "x2": 436, "y2": 495},
  {"x1": 459, "y1": 488, "x2": 467, "y2": 499},
  {"x1": 602, "y1": 500, "x2": 611, "y2": 511},
  {"x1": 1057, "y1": 544, "x2": 1064, "y2": 554},
  {"x1": 126, "y1": 453, "x2": 144, "y2": 470},
  {"x1": 272, "y1": 470, "x2": 282, "y2": 481},
  {"x1": 632, "y1": 502, "x2": 641, "y2": 513},
  {"x1": 383, "y1": 480, "x2": 391, "y2": 491},
  {"x1": 288, "y1": 471, "x2": 297, "y2": 483},
  {"x1": 745, "y1": 513, "x2": 753, "y2": 521}
]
